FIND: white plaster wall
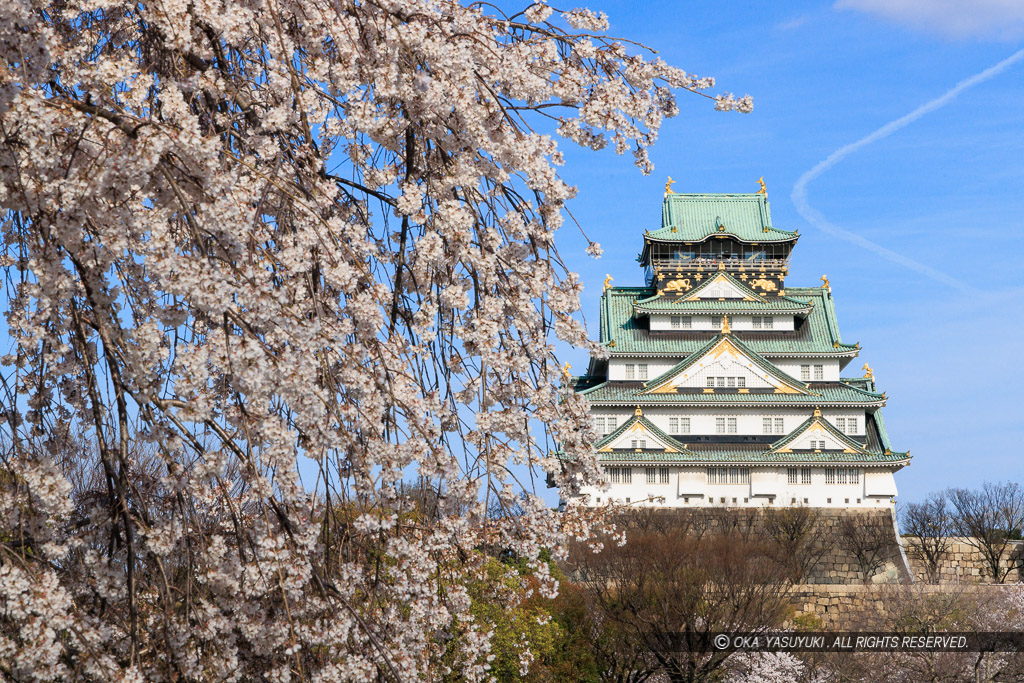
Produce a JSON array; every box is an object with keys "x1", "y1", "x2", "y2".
[
  {"x1": 606, "y1": 358, "x2": 676, "y2": 381},
  {"x1": 577, "y1": 466, "x2": 898, "y2": 508},
  {"x1": 774, "y1": 359, "x2": 841, "y2": 381},
  {"x1": 648, "y1": 314, "x2": 795, "y2": 331},
  {"x1": 591, "y1": 408, "x2": 867, "y2": 439}
]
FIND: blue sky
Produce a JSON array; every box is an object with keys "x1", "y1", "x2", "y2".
[{"x1": 552, "y1": 0, "x2": 1024, "y2": 503}]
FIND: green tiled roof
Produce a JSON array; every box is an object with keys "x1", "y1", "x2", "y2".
[
  {"x1": 576, "y1": 380, "x2": 885, "y2": 406},
  {"x1": 594, "y1": 412, "x2": 694, "y2": 454},
  {"x1": 649, "y1": 193, "x2": 798, "y2": 244},
  {"x1": 633, "y1": 271, "x2": 812, "y2": 315},
  {"x1": 643, "y1": 333, "x2": 809, "y2": 395},
  {"x1": 600, "y1": 285, "x2": 858, "y2": 357},
  {"x1": 596, "y1": 448, "x2": 908, "y2": 464},
  {"x1": 593, "y1": 412, "x2": 908, "y2": 465},
  {"x1": 767, "y1": 412, "x2": 870, "y2": 455}
]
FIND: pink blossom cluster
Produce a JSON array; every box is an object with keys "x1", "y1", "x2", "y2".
[{"x1": 0, "y1": 0, "x2": 744, "y2": 678}]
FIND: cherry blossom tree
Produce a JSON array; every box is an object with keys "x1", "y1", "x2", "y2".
[{"x1": 0, "y1": 0, "x2": 748, "y2": 678}]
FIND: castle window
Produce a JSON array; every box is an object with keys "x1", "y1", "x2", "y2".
[
  {"x1": 646, "y1": 467, "x2": 657, "y2": 484},
  {"x1": 707, "y1": 467, "x2": 750, "y2": 484},
  {"x1": 638, "y1": 364, "x2": 648, "y2": 380},
  {"x1": 727, "y1": 376, "x2": 736, "y2": 388},
  {"x1": 813, "y1": 364, "x2": 824, "y2": 380},
  {"x1": 595, "y1": 417, "x2": 605, "y2": 435},
  {"x1": 835, "y1": 417, "x2": 846, "y2": 432},
  {"x1": 716, "y1": 376, "x2": 726, "y2": 388},
  {"x1": 752, "y1": 316, "x2": 762, "y2": 330},
  {"x1": 625, "y1": 363, "x2": 635, "y2": 380},
  {"x1": 659, "y1": 467, "x2": 669, "y2": 484},
  {"x1": 848, "y1": 417, "x2": 857, "y2": 434},
  {"x1": 737, "y1": 377, "x2": 746, "y2": 388},
  {"x1": 788, "y1": 467, "x2": 812, "y2": 484},
  {"x1": 707, "y1": 376, "x2": 715, "y2": 388},
  {"x1": 670, "y1": 316, "x2": 691, "y2": 329},
  {"x1": 763, "y1": 316, "x2": 774, "y2": 329},
  {"x1": 800, "y1": 365, "x2": 810, "y2": 381},
  {"x1": 716, "y1": 417, "x2": 726, "y2": 434},
  {"x1": 630, "y1": 439, "x2": 647, "y2": 450},
  {"x1": 774, "y1": 417, "x2": 785, "y2": 434},
  {"x1": 727, "y1": 417, "x2": 737, "y2": 434},
  {"x1": 670, "y1": 417, "x2": 690, "y2": 434},
  {"x1": 607, "y1": 416, "x2": 616, "y2": 433}
]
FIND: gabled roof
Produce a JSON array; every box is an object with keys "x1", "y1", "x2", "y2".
[
  {"x1": 632, "y1": 271, "x2": 812, "y2": 316},
  {"x1": 641, "y1": 332, "x2": 811, "y2": 396},
  {"x1": 594, "y1": 410, "x2": 695, "y2": 455},
  {"x1": 767, "y1": 409, "x2": 871, "y2": 456},
  {"x1": 647, "y1": 193, "x2": 798, "y2": 244},
  {"x1": 599, "y1": 285, "x2": 859, "y2": 357}
]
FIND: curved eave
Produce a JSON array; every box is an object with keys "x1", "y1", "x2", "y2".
[
  {"x1": 632, "y1": 303, "x2": 813, "y2": 317},
  {"x1": 643, "y1": 231, "x2": 798, "y2": 245},
  {"x1": 603, "y1": 347, "x2": 861, "y2": 359}
]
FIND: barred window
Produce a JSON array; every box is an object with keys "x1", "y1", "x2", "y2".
[
  {"x1": 802, "y1": 468, "x2": 811, "y2": 485},
  {"x1": 659, "y1": 467, "x2": 670, "y2": 484},
  {"x1": 727, "y1": 417, "x2": 737, "y2": 434},
  {"x1": 775, "y1": 417, "x2": 785, "y2": 434},
  {"x1": 595, "y1": 417, "x2": 605, "y2": 434},
  {"x1": 679, "y1": 316, "x2": 692, "y2": 329},
  {"x1": 625, "y1": 363, "x2": 635, "y2": 380},
  {"x1": 752, "y1": 316, "x2": 762, "y2": 330},
  {"x1": 670, "y1": 417, "x2": 690, "y2": 434},
  {"x1": 835, "y1": 417, "x2": 846, "y2": 432},
  {"x1": 763, "y1": 417, "x2": 773, "y2": 435},
  {"x1": 646, "y1": 467, "x2": 657, "y2": 484},
  {"x1": 638, "y1": 364, "x2": 648, "y2": 381},
  {"x1": 848, "y1": 417, "x2": 857, "y2": 434},
  {"x1": 608, "y1": 467, "x2": 621, "y2": 484},
  {"x1": 787, "y1": 468, "x2": 799, "y2": 485},
  {"x1": 607, "y1": 416, "x2": 616, "y2": 433},
  {"x1": 622, "y1": 468, "x2": 632, "y2": 484},
  {"x1": 716, "y1": 417, "x2": 726, "y2": 434},
  {"x1": 671, "y1": 316, "x2": 681, "y2": 329},
  {"x1": 800, "y1": 364, "x2": 810, "y2": 381},
  {"x1": 708, "y1": 467, "x2": 750, "y2": 484},
  {"x1": 763, "y1": 316, "x2": 774, "y2": 329},
  {"x1": 825, "y1": 468, "x2": 859, "y2": 485},
  {"x1": 814, "y1": 364, "x2": 824, "y2": 380}
]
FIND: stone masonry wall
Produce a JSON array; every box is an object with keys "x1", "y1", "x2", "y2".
[
  {"x1": 633, "y1": 507, "x2": 911, "y2": 584},
  {"x1": 788, "y1": 584, "x2": 1022, "y2": 629},
  {"x1": 902, "y1": 537, "x2": 1022, "y2": 584}
]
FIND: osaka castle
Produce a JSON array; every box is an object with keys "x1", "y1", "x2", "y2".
[{"x1": 570, "y1": 185, "x2": 910, "y2": 508}]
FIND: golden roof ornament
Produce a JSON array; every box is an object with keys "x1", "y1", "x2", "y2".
[
  {"x1": 561, "y1": 362, "x2": 572, "y2": 380},
  {"x1": 756, "y1": 176, "x2": 767, "y2": 195},
  {"x1": 634, "y1": 406, "x2": 643, "y2": 417},
  {"x1": 813, "y1": 407, "x2": 822, "y2": 417},
  {"x1": 664, "y1": 176, "x2": 675, "y2": 196},
  {"x1": 820, "y1": 274, "x2": 831, "y2": 292},
  {"x1": 720, "y1": 315, "x2": 731, "y2": 335},
  {"x1": 603, "y1": 274, "x2": 613, "y2": 291},
  {"x1": 862, "y1": 363, "x2": 873, "y2": 379}
]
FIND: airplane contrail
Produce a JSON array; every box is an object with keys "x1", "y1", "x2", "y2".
[{"x1": 791, "y1": 47, "x2": 1024, "y2": 293}]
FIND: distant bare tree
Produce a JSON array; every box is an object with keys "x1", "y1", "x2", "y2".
[
  {"x1": 568, "y1": 517, "x2": 795, "y2": 683},
  {"x1": 900, "y1": 493, "x2": 953, "y2": 583},
  {"x1": 761, "y1": 506, "x2": 834, "y2": 583},
  {"x1": 839, "y1": 514, "x2": 894, "y2": 583},
  {"x1": 947, "y1": 482, "x2": 1024, "y2": 583}
]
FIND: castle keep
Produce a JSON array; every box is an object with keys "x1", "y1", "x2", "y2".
[{"x1": 571, "y1": 185, "x2": 910, "y2": 508}]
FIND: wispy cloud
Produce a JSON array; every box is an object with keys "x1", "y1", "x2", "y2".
[
  {"x1": 836, "y1": 0, "x2": 1024, "y2": 40},
  {"x1": 776, "y1": 15, "x2": 808, "y2": 32},
  {"x1": 791, "y1": 48, "x2": 1024, "y2": 293}
]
